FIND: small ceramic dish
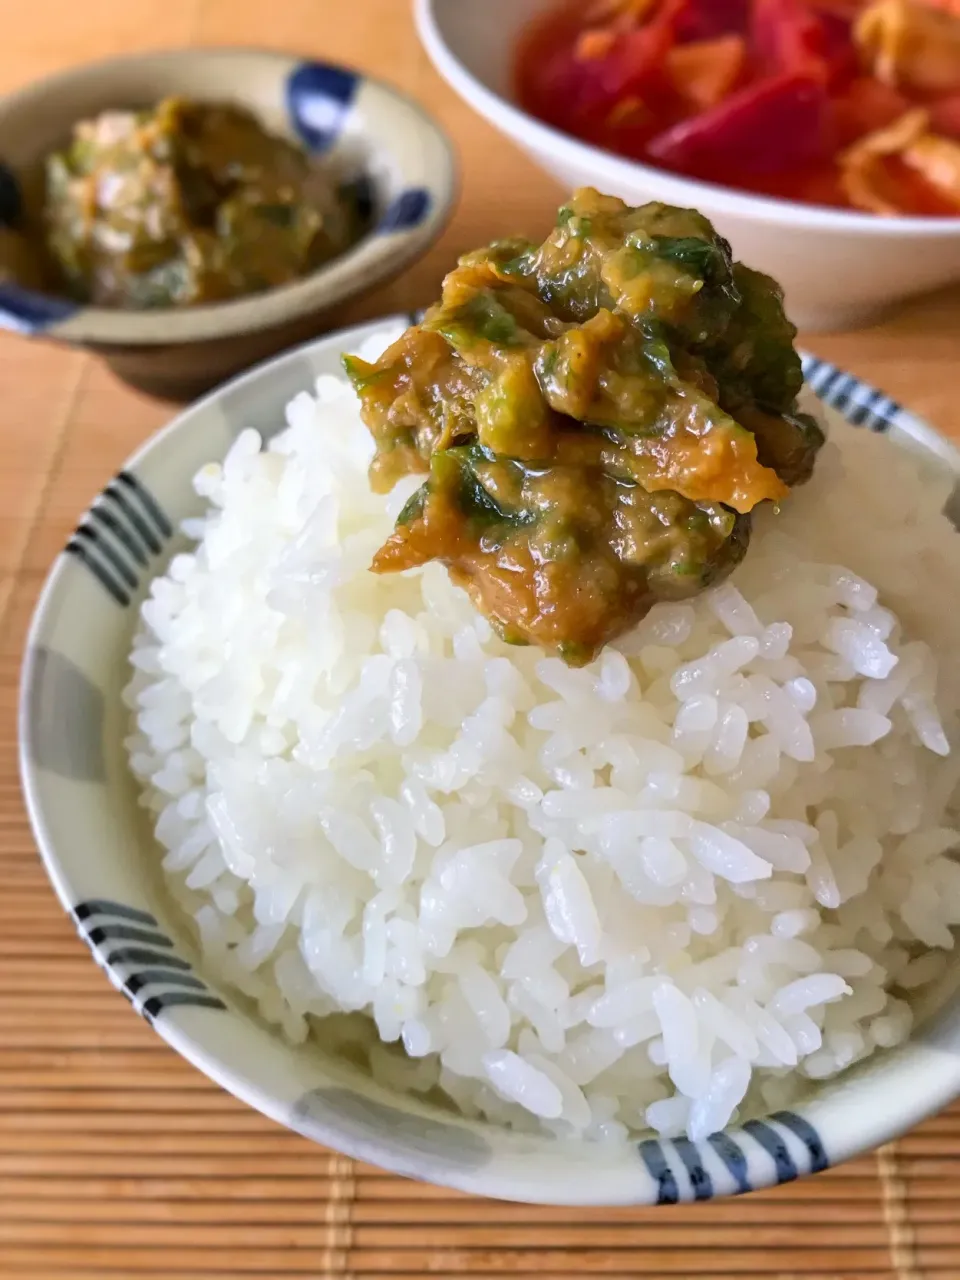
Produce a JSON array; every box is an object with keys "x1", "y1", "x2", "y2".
[
  {"x1": 415, "y1": 0, "x2": 960, "y2": 333},
  {"x1": 0, "y1": 49, "x2": 455, "y2": 398},
  {"x1": 19, "y1": 316, "x2": 960, "y2": 1205}
]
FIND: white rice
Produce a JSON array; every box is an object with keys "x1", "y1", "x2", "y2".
[{"x1": 125, "y1": 323, "x2": 960, "y2": 1143}]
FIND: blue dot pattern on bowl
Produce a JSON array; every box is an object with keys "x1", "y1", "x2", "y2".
[
  {"x1": 378, "y1": 187, "x2": 431, "y2": 233},
  {"x1": 65, "y1": 470, "x2": 173, "y2": 607},
  {"x1": 286, "y1": 61, "x2": 359, "y2": 153},
  {"x1": 71, "y1": 899, "x2": 226, "y2": 1023}
]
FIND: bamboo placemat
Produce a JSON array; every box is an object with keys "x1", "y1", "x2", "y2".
[{"x1": 3, "y1": 2, "x2": 960, "y2": 1276}]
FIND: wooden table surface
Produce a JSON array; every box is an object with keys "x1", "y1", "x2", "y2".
[{"x1": 2, "y1": 2, "x2": 960, "y2": 1277}]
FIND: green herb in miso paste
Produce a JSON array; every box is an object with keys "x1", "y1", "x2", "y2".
[{"x1": 344, "y1": 187, "x2": 824, "y2": 664}]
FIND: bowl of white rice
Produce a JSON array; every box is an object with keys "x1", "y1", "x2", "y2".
[{"x1": 19, "y1": 316, "x2": 960, "y2": 1205}]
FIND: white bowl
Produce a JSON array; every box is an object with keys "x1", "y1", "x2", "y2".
[
  {"x1": 415, "y1": 0, "x2": 960, "y2": 332},
  {"x1": 18, "y1": 316, "x2": 960, "y2": 1205}
]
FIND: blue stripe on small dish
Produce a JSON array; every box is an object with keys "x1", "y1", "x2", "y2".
[
  {"x1": 286, "y1": 61, "x2": 359, "y2": 153},
  {"x1": 801, "y1": 353, "x2": 901, "y2": 432},
  {"x1": 72, "y1": 898, "x2": 226, "y2": 1023},
  {"x1": 379, "y1": 188, "x2": 431, "y2": 233}
]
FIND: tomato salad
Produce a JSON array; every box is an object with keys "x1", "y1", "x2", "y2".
[{"x1": 516, "y1": 0, "x2": 960, "y2": 215}]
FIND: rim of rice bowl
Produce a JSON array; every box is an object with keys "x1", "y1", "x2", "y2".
[{"x1": 19, "y1": 316, "x2": 960, "y2": 1204}]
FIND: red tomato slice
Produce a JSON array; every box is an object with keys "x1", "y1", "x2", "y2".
[
  {"x1": 832, "y1": 76, "x2": 913, "y2": 148},
  {"x1": 929, "y1": 93, "x2": 960, "y2": 140},
  {"x1": 816, "y1": 11, "x2": 859, "y2": 89},
  {"x1": 733, "y1": 161, "x2": 847, "y2": 206},
  {"x1": 667, "y1": 35, "x2": 747, "y2": 108},
  {"x1": 646, "y1": 71, "x2": 832, "y2": 177},
  {"x1": 675, "y1": 0, "x2": 750, "y2": 41},
  {"x1": 751, "y1": 0, "x2": 858, "y2": 90},
  {"x1": 516, "y1": 0, "x2": 685, "y2": 141},
  {"x1": 807, "y1": 0, "x2": 865, "y2": 18},
  {"x1": 601, "y1": 7, "x2": 685, "y2": 102},
  {"x1": 751, "y1": 0, "x2": 828, "y2": 73}
]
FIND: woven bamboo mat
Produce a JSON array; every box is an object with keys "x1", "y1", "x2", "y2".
[{"x1": 4, "y1": 2, "x2": 960, "y2": 1276}]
